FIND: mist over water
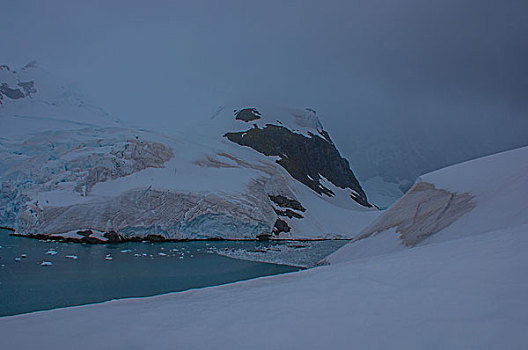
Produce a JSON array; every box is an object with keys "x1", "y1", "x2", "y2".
[{"x1": 2, "y1": 0, "x2": 527, "y2": 185}]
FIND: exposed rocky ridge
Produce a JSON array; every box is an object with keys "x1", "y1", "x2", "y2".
[
  {"x1": 234, "y1": 108, "x2": 261, "y2": 122},
  {"x1": 273, "y1": 208, "x2": 303, "y2": 219},
  {"x1": 268, "y1": 194, "x2": 306, "y2": 236},
  {"x1": 0, "y1": 80, "x2": 36, "y2": 103},
  {"x1": 269, "y1": 194, "x2": 306, "y2": 212},
  {"x1": 273, "y1": 218, "x2": 291, "y2": 235},
  {"x1": 0, "y1": 64, "x2": 37, "y2": 104},
  {"x1": 225, "y1": 123, "x2": 371, "y2": 207}
]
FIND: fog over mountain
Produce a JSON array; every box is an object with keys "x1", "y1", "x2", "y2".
[{"x1": 2, "y1": 0, "x2": 527, "y2": 194}]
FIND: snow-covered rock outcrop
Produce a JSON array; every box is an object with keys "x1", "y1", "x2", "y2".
[
  {"x1": 1, "y1": 64, "x2": 379, "y2": 241},
  {"x1": 327, "y1": 145, "x2": 528, "y2": 263}
]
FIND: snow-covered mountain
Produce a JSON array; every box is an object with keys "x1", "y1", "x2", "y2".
[
  {"x1": 0, "y1": 63, "x2": 379, "y2": 241},
  {"x1": 327, "y1": 145, "x2": 528, "y2": 263}
]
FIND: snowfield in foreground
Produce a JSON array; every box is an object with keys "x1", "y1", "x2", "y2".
[
  {"x1": 1, "y1": 146, "x2": 527, "y2": 349},
  {"x1": 0, "y1": 225, "x2": 526, "y2": 349},
  {"x1": 328, "y1": 145, "x2": 528, "y2": 264}
]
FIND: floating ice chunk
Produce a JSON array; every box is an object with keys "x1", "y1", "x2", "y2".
[
  {"x1": 40, "y1": 261, "x2": 53, "y2": 266},
  {"x1": 14, "y1": 257, "x2": 21, "y2": 262},
  {"x1": 46, "y1": 249, "x2": 58, "y2": 255},
  {"x1": 21, "y1": 254, "x2": 27, "y2": 258},
  {"x1": 105, "y1": 256, "x2": 113, "y2": 261},
  {"x1": 120, "y1": 249, "x2": 132, "y2": 253},
  {"x1": 158, "y1": 252, "x2": 167, "y2": 256},
  {"x1": 65, "y1": 255, "x2": 78, "y2": 260},
  {"x1": 134, "y1": 253, "x2": 141, "y2": 257}
]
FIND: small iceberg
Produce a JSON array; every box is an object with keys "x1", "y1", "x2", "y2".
[
  {"x1": 46, "y1": 249, "x2": 58, "y2": 256},
  {"x1": 65, "y1": 255, "x2": 78, "y2": 260},
  {"x1": 40, "y1": 261, "x2": 53, "y2": 266}
]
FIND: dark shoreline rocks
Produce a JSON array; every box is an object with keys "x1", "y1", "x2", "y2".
[{"x1": 8, "y1": 232, "x2": 351, "y2": 244}]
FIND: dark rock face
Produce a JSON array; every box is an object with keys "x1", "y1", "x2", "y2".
[
  {"x1": 0, "y1": 80, "x2": 36, "y2": 104},
  {"x1": 145, "y1": 234, "x2": 166, "y2": 242},
  {"x1": 273, "y1": 218, "x2": 291, "y2": 235},
  {"x1": 257, "y1": 233, "x2": 271, "y2": 241},
  {"x1": 225, "y1": 124, "x2": 371, "y2": 207},
  {"x1": 80, "y1": 236, "x2": 101, "y2": 244},
  {"x1": 269, "y1": 195, "x2": 304, "y2": 235},
  {"x1": 103, "y1": 230, "x2": 124, "y2": 242},
  {"x1": 17, "y1": 81, "x2": 36, "y2": 96},
  {"x1": 0, "y1": 83, "x2": 25, "y2": 100},
  {"x1": 234, "y1": 108, "x2": 261, "y2": 122},
  {"x1": 274, "y1": 208, "x2": 303, "y2": 219},
  {"x1": 76, "y1": 229, "x2": 93, "y2": 237},
  {"x1": 269, "y1": 195, "x2": 306, "y2": 212}
]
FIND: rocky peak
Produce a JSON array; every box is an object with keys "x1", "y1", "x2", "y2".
[
  {"x1": 234, "y1": 108, "x2": 261, "y2": 122},
  {"x1": 225, "y1": 108, "x2": 371, "y2": 207},
  {"x1": 0, "y1": 62, "x2": 39, "y2": 104}
]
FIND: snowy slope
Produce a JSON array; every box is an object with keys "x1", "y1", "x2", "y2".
[
  {"x1": 0, "y1": 224, "x2": 526, "y2": 349},
  {"x1": 328, "y1": 145, "x2": 528, "y2": 263},
  {"x1": 0, "y1": 64, "x2": 379, "y2": 240}
]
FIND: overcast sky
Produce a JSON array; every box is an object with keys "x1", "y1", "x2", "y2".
[{"x1": 1, "y1": 0, "x2": 527, "y2": 165}]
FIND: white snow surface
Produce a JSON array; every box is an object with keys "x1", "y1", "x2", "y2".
[
  {"x1": 0, "y1": 224, "x2": 526, "y2": 349},
  {"x1": 328, "y1": 145, "x2": 528, "y2": 264}
]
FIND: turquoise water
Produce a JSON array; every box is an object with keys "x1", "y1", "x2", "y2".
[{"x1": 0, "y1": 229, "x2": 300, "y2": 316}]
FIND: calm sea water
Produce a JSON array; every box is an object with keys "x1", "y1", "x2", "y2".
[{"x1": 0, "y1": 229, "x2": 301, "y2": 316}]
